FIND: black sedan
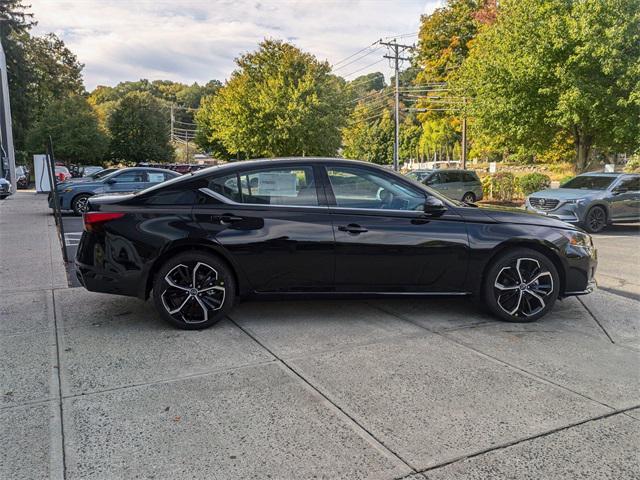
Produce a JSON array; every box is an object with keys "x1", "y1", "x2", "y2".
[{"x1": 76, "y1": 158, "x2": 597, "y2": 329}]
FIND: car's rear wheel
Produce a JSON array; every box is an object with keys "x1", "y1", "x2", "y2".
[
  {"x1": 583, "y1": 205, "x2": 607, "y2": 233},
  {"x1": 152, "y1": 251, "x2": 235, "y2": 330},
  {"x1": 462, "y1": 192, "x2": 476, "y2": 203},
  {"x1": 72, "y1": 194, "x2": 92, "y2": 216},
  {"x1": 483, "y1": 248, "x2": 559, "y2": 322}
]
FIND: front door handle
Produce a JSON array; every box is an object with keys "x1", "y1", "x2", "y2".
[
  {"x1": 338, "y1": 224, "x2": 368, "y2": 234},
  {"x1": 218, "y1": 214, "x2": 244, "y2": 225}
]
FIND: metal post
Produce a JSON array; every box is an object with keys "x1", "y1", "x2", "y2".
[
  {"x1": 393, "y1": 49, "x2": 400, "y2": 172},
  {"x1": 47, "y1": 137, "x2": 69, "y2": 263}
]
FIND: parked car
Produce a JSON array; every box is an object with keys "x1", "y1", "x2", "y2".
[
  {"x1": 82, "y1": 166, "x2": 105, "y2": 177},
  {"x1": 61, "y1": 168, "x2": 119, "y2": 185},
  {"x1": 0, "y1": 177, "x2": 11, "y2": 199},
  {"x1": 75, "y1": 158, "x2": 596, "y2": 330},
  {"x1": 526, "y1": 172, "x2": 640, "y2": 233},
  {"x1": 49, "y1": 167, "x2": 180, "y2": 215},
  {"x1": 406, "y1": 169, "x2": 483, "y2": 203},
  {"x1": 15, "y1": 165, "x2": 30, "y2": 189},
  {"x1": 55, "y1": 166, "x2": 72, "y2": 182}
]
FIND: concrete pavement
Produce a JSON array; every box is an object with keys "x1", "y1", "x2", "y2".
[{"x1": 1, "y1": 192, "x2": 639, "y2": 479}]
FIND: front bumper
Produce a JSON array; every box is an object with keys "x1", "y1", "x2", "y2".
[{"x1": 525, "y1": 205, "x2": 581, "y2": 224}]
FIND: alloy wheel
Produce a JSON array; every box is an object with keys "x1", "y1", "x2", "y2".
[
  {"x1": 587, "y1": 207, "x2": 606, "y2": 232},
  {"x1": 74, "y1": 196, "x2": 90, "y2": 214},
  {"x1": 160, "y1": 262, "x2": 226, "y2": 324},
  {"x1": 462, "y1": 193, "x2": 476, "y2": 204},
  {"x1": 493, "y1": 257, "x2": 554, "y2": 318}
]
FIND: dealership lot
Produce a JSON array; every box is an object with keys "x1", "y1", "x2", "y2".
[{"x1": 1, "y1": 192, "x2": 639, "y2": 479}]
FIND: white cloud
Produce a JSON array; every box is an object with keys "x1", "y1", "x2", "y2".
[{"x1": 30, "y1": 0, "x2": 438, "y2": 90}]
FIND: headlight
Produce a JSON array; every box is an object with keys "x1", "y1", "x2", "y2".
[
  {"x1": 564, "y1": 198, "x2": 587, "y2": 205},
  {"x1": 562, "y1": 230, "x2": 593, "y2": 248}
]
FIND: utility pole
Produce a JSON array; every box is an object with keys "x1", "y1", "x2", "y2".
[
  {"x1": 170, "y1": 104, "x2": 174, "y2": 143},
  {"x1": 380, "y1": 39, "x2": 413, "y2": 171}
]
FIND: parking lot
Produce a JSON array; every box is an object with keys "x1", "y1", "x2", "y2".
[{"x1": 2, "y1": 192, "x2": 639, "y2": 479}]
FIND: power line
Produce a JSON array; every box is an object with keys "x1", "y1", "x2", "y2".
[
  {"x1": 332, "y1": 45, "x2": 384, "y2": 73},
  {"x1": 332, "y1": 40, "x2": 381, "y2": 68},
  {"x1": 340, "y1": 57, "x2": 387, "y2": 79}
]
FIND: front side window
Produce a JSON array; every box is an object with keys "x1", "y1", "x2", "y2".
[
  {"x1": 239, "y1": 167, "x2": 318, "y2": 206},
  {"x1": 616, "y1": 176, "x2": 640, "y2": 192},
  {"x1": 112, "y1": 170, "x2": 146, "y2": 183},
  {"x1": 327, "y1": 166, "x2": 425, "y2": 211}
]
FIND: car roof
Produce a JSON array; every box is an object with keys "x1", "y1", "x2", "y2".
[
  {"x1": 578, "y1": 171, "x2": 625, "y2": 177},
  {"x1": 185, "y1": 157, "x2": 395, "y2": 178}
]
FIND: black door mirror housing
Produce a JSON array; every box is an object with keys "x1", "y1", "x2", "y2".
[
  {"x1": 611, "y1": 186, "x2": 627, "y2": 195},
  {"x1": 104, "y1": 178, "x2": 116, "y2": 185},
  {"x1": 423, "y1": 196, "x2": 447, "y2": 216}
]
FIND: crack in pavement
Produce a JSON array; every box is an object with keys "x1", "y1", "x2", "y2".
[
  {"x1": 417, "y1": 406, "x2": 640, "y2": 476},
  {"x1": 226, "y1": 314, "x2": 419, "y2": 477}
]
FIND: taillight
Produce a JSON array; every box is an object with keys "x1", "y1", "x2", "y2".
[{"x1": 83, "y1": 212, "x2": 125, "y2": 232}]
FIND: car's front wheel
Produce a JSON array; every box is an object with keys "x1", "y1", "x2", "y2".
[
  {"x1": 72, "y1": 194, "x2": 92, "y2": 216},
  {"x1": 583, "y1": 205, "x2": 607, "y2": 233},
  {"x1": 152, "y1": 251, "x2": 235, "y2": 330},
  {"x1": 483, "y1": 248, "x2": 559, "y2": 322}
]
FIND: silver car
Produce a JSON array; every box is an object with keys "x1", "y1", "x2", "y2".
[
  {"x1": 406, "y1": 169, "x2": 483, "y2": 203},
  {"x1": 526, "y1": 172, "x2": 640, "y2": 233}
]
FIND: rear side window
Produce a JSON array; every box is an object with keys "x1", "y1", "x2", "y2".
[
  {"x1": 442, "y1": 172, "x2": 462, "y2": 183},
  {"x1": 239, "y1": 167, "x2": 318, "y2": 206},
  {"x1": 463, "y1": 172, "x2": 478, "y2": 182},
  {"x1": 209, "y1": 173, "x2": 242, "y2": 202}
]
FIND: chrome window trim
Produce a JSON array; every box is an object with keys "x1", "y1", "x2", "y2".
[{"x1": 198, "y1": 187, "x2": 327, "y2": 210}]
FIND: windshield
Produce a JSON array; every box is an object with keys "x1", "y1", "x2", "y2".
[
  {"x1": 92, "y1": 168, "x2": 116, "y2": 179},
  {"x1": 561, "y1": 176, "x2": 614, "y2": 190},
  {"x1": 406, "y1": 171, "x2": 431, "y2": 182}
]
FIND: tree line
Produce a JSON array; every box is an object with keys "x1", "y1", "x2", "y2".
[{"x1": 2, "y1": 0, "x2": 638, "y2": 172}]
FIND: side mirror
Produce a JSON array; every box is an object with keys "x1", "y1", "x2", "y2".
[
  {"x1": 104, "y1": 178, "x2": 116, "y2": 185},
  {"x1": 423, "y1": 196, "x2": 447, "y2": 216}
]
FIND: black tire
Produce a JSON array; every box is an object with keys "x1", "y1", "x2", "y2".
[
  {"x1": 72, "y1": 194, "x2": 92, "y2": 216},
  {"x1": 462, "y1": 192, "x2": 476, "y2": 203},
  {"x1": 152, "y1": 251, "x2": 235, "y2": 330},
  {"x1": 583, "y1": 206, "x2": 607, "y2": 233},
  {"x1": 483, "y1": 247, "x2": 559, "y2": 323}
]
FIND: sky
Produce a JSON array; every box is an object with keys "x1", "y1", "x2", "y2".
[{"x1": 30, "y1": 0, "x2": 440, "y2": 91}]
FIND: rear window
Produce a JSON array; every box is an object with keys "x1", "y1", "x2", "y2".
[{"x1": 463, "y1": 172, "x2": 478, "y2": 182}]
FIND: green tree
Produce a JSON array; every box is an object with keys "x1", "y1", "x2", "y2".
[
  {"x1": 457, "y1": 0, "x2": 640, "y2": 172},
  {"x1": 342, "y1": 99, "x2": 394, "y2": 165},
  {"x1": 199, "y1": 39, "x2": 347, "y2": 158},
  {"x1": 108, "y1": 92, "x2": 173, "y2": 163},
  {"x1": 25, "y1": 95, "x2": 108, "y2": 164},
  {"x1": 194, "y1": 94, "x2": 232, "y2": 159}
]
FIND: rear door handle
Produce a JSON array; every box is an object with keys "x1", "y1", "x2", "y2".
[
  {"x1": 218, "y1": 214, "x2": 244, "y2": 225},
  {"x1": 338, "y1": 224, "x2": 368, "y2": 234}
]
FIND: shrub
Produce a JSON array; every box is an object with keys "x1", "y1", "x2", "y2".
[
  {"x1": 518, "y1": 172, "x2": 551, "y2": 196},
  {"x1": 624, "y1": 155, "x2": 640, "y2": 173},
  {"x1": 484, "y1": 172, "x2": 518, "y2": 201}
]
